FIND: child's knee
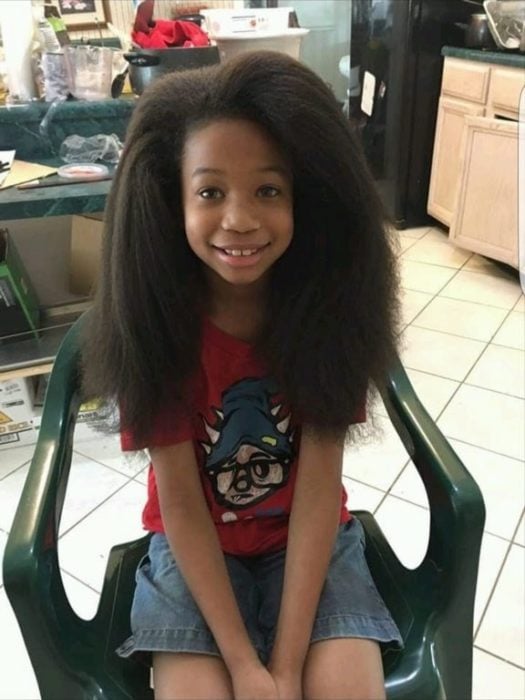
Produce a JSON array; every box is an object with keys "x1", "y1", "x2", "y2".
[
  {"x1": 152, "y1": 652, "x2": 232, "y2": 700},
  {"x1": 303, "y1": 638, "x2": 386, "y2": 700}
]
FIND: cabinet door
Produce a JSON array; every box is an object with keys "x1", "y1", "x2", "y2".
[
  {"x1": 486, "y1": 66, "x2": 525, "y2": 120},
  {"x1": 427, "y1": 97, "x2": 485, "y2": 226},
  {"x1": 450, "y1": 117, "x2": 518, "y2": 268},
  {"x1": 441, "y1": 57, "x2": 490, "y2": 104}
]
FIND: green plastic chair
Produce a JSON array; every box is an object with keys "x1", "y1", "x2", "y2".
[{"x1": 3, "y1": 314, "x2": 485, "y2": 700}]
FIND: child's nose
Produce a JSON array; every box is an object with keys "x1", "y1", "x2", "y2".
[{"x1": 221, "y1": 199, "x2": 260, "y2": 233}]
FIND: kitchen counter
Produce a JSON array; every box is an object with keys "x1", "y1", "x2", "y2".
[
  {"x1": 0, "y1": 97, "x2": 135, "y2": 219},
  {"x1": 0, "y1": 175, "x2": 113, "y2": 220},
  {"x1": 442, "y1": 46, "x2": 525, "y2": 68}
]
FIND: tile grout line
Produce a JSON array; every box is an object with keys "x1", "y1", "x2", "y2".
[
  {"x1": 403, "y1": 236, "x2": 522, "y2": 321},
  {"x1": 404, "y1": 321, "x2": 523, "y2": 352},
  {"x1": 473, "y1": 644, "x2": 525, "y2": 671},
  {"x1": 72, "y1": 446, "x2": 149, "y2": 481},
  {"x1": 473, "y1": 537, "x2": 514, "y2": 643},
  {"x1": 466, "y1": 369, "x2": 524, "y2": 642},
  {"x1": 59, "y1": 566, "x2": 101, "y2": 596},
  {"x1": 57, "y1": 473, "x2": 140, "y2": 540},
  {"x1": 401, "y1": 284, "x2": 522, "y2": 313},
  {"x1": 0, "y1": 458, "x2": 33, "y2": 482}
]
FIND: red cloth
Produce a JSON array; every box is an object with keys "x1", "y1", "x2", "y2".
[
  {"x1": 121, "y1": 319, "x2": 366, "y2": 556},
  {"x1": 132, "y1": 19, "x2": 210, "y2": 49}
]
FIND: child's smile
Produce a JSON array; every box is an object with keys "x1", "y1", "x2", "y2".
[
  {"x1": 181, "y1": 118, "x2": 293, "y2": 291},
  {"x1": 211, "y1": 242, "x2": 270, "y2": 268}
]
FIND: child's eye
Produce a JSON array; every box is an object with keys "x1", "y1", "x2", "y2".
[
  {"x1": 198, "y1": 187, "x2": 223, "y2": 200},
  {"x1": 257, "y1": 185, "x2": 280, "y2": 198}
]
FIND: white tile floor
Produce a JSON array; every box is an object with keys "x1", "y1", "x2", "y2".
[{"x1": 1, "y1": 225, "x2": 524, "y2": 699}]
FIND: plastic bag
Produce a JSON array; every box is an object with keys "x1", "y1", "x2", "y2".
[
  {"x1": 59, "y1": 133, "x2": 123, "y2": 164},
  {"x1": 41, "y1": 52, "x2": 69, "y2": 102}
]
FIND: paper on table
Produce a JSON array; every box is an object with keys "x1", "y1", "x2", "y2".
[
  {"x1": 0, "y1": 150, "x2": 15, "y2": 187},
  {"x1": 0, "y1": 159, "x2": 57, "y2": 189}
]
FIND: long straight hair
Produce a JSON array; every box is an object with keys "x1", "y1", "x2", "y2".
[{"x1": 81, "y1": 51, "x2": 400, "y2": 443}]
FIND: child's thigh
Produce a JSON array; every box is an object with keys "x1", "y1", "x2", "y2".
[
  {"x1": 303, "y1": 638, "x2": 385, "y2": 700},
  {"x1": 152, "y1": 651, "x2": 233, "y2": 700}
]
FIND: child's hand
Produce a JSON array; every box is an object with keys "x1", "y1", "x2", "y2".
[{"x1": 232, "y1": 663, "x2": 279, "y2": 700}]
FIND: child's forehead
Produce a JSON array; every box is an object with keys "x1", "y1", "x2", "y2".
[{"x1": 183, "y1": 118, "x2": 290, "y2": 171}]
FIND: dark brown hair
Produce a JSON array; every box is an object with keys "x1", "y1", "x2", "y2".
[{"x1": 81, "y1": 50, "x2": 400, "y2": 443}]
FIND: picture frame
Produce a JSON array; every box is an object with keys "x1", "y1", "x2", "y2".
[{"x1": 56, "y1": 0, "x2": 112, "y2": 31}]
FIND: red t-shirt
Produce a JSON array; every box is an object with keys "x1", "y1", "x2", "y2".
[{"x1": 121, "y1": 318, "x2": 366, "y2": 556}]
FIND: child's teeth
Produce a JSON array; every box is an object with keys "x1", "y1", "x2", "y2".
[{"x1": 224, "y1": 249, "x2": 256, "y2": 256}]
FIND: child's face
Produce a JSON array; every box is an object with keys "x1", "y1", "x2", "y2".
[{"x1": 181, "y1": 118, "x2": 293, "y2": 293}]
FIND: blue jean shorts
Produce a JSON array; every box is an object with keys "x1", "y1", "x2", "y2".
[{"x1": 117, "y1": 518, "x2": 403, "y2": 664}]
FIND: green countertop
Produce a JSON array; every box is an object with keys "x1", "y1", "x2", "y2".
[
  {"x1": 0, "y1": 98, "x2": 135, "y2": 220},
  {"x1": 0, "y1": 97, "x2": 136, "y2": 160},
  {"x1": 0, "y1": 176, "x2": 113, "y2": 220},
  {"x1": 442, "y1": 46, "x2": 525, "y2": 68}
]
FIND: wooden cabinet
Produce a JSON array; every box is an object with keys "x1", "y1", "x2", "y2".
[
  {"x1": 427, "y1": 59, "x2": 490, "y2": 227},
  {"x1": 487, "y1": 66, "x2": 525, "y2": 119},
  {"x1": 451, "y1": 117, "x2": 518, "y2": 267},
  {"x1": 427, "y1": 97, "x2": 484, "y2": 225},
  {"x1": 427, "y1": 56, "x2": 525, "y2": 268}
]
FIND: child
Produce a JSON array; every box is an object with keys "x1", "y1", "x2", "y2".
[{"x1": 82, "y1": 51, "x2": 402, "y2": 700}]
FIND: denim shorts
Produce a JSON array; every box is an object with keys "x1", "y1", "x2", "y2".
[{"x1": 117, "y1": 518, "x2": 403, "y2": 664}]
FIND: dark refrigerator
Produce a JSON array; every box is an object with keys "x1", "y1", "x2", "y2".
[{"x1": 348, "y1": 0, "x2": 479, "y2": 229}]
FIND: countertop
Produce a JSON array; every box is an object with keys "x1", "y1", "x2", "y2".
[
  {"x1": 0, "y1": 97, "x2": 136, "y2": 161},
  {"x1": 0, "y1": 175, "x2": 113, "y2": 220},
  {"x1": 442, "y1": 46, "x2": 525, "y2": 68},
  {"x1": 0, "y1": 97, "x2": 135, "y2": 219}
]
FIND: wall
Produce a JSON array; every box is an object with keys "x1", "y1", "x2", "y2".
[
  {"x1": 283, "y1": 0, "x2": 351, "y2": 102},
  {"x1": 63, "y1": 0, "x2": 236, "y2": 41}
]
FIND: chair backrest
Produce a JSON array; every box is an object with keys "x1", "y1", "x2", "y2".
[{"x1": 3, "y1": 315, "x2": 152, "y2": 698}]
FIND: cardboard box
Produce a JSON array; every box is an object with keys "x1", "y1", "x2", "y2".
[
  {"x1": 69, "y1": 214, "x2": 104, "y2": 296},
  {"x1": 0, "y1": 228, "x2": 40, "y2": 338},
  {"x1": 0, "y1": 373, "x2": 110, "y2": 450},
  {"x1": 0, "y1": 377, "x2": 37, "y2": 449},
  {"x1": 33, "y1": 373, "x2": 109, "y2": 442}
]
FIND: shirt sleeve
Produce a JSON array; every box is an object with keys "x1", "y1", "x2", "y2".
[
  {"x1": 120, "y1": 372, "x2": 201, "y2": 451},
  {"x1": 120, "y1": 405, "x2": 194, "y2": 451}
]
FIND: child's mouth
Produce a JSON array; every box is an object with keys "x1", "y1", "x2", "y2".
[
  {"x1": 214, "y1": 244, "x2": 268, "y2": 257},
  {"x1": 222, "y1": 248, "x2": 259, "y2": 257},
  {"x1": 212, "y1": 244, "x2": 269, "y2": 266}
]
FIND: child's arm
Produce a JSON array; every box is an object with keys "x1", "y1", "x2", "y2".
[
  {"x1": 151, "y1": 442, "x2": 278, "y2": 699},
  {"x1": 268, "y1": 433, "x2": 345, "y2": 692}
]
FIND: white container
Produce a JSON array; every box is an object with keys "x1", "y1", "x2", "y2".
[
  {"x1": 214, "y1": 28, "x2": 309, "y2": 62},
  {"x1": 63, "y1": 45, "x2": 113, "y2": 101},
  {"x1": 202, "y1": 7, "x2": 294, "y2": 37}
]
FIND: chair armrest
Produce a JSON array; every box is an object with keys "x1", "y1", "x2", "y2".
[
  {"x1": 380, "y1": 354, "x2": 485, "y2": 582},
  {"x1": 3, "y1": 315, "x2": 87, "y2": 641}
]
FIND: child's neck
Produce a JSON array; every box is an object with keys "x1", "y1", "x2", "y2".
[{"x1": 207, "y1": 280, "x2": 266, "y2": 343}]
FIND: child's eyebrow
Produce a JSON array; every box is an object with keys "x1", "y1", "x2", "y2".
[
  {"x1": 191, "y1": 167, "x2": 222, "y2": 178},
  {"x1": 191, "y1": 166, "x2": 289, "y2": 178}
]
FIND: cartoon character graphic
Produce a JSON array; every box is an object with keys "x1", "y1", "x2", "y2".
[{"x1": 200, "y1": 378, "x2": 295, "y2": 510}]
